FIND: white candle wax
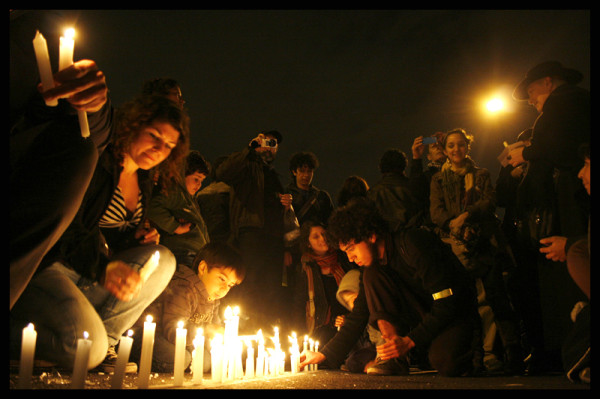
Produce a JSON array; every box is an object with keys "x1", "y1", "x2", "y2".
[
  {"x1": 245, "y1": 343, "x2": 255, "y2": 378},
  {"x1": 137, "y1": 315, "x2": 156, "y2": 389},
  {"x1": 139, "y1": 251, "x2": 160, "y2": 282},
  {"x1": 110, "y1": 330, "x2": 133, "y2": 389},
  {"x1": 18, "y1": 323, "x2": 37, "y2": 389},
  {"x1": 210, "y1": 334, "x2": 223, "y2": 383},
  {"x1": 191, "y1": 328, "x2": 204, "y2": 385},
  {"x1": 71, "y1": 331, "x2": 92, "y2": 389},
  {"x1": 173, "y1": 321, "x2": 186, "y2": 386},
  {"x1": 32, "y1": 31, "x2": 57, "y2": 106},
  {"x1": 58, "y1": 27, "x2": 90, "y2": 138},
  {"x1": 255, "y1": 330, "x2": 264, "y2": 378},
  {"x1": 314, "y1": 341, "x2": 319, "y2": 371},
  {"x1": 58, "y1": 28, "x2": 74, "y2": 71}
]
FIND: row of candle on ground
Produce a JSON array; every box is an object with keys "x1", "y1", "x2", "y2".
[{"x1": 17, "y1": 308, "x2": 319, "y2": 389}]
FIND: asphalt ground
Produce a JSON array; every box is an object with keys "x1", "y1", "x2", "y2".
[{"x1": 10, "y1": 367, "x2": 590, "y2": 390}]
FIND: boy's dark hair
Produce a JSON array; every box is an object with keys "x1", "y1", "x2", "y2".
[
  {"x1": 192, "y1": 242, "x2": 246, "y2": 281},
  {"x1": 327, "y1": 197, "x2": 389, "y2": 247},
  {"x1": 185, "y1": 150, "x2": 211, "y2": 177},
  {"x1": 379, "y1": 148, "x2": 407, "y2": 174},
  {"x1": 289, "y1": 151, "x2": 319, "y2": 178}
]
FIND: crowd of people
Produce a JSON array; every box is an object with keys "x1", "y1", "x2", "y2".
[{"x1": 10, "y1": 10, "x2": 589, "y2": 385}]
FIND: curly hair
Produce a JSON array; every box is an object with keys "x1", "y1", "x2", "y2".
[
  {"x1": 327, "y1": 197, "x2": 388, "y2": 247},
  {"x1": 298, "y1": 220, "x2": 328, "y2": 254},
  {"x1": 289, "y1": 151, "x2": 319, "y2": 179},
  {"x1": 440, "y1": 128, "x2": 474, "y2": 150},
  {"x1": 112, "y1": 95, "x2": 190, "y2": 192}
]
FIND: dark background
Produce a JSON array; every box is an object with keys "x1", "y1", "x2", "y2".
[{"x1": 66, "y1": 10, "x2": 589, "y2": 201}]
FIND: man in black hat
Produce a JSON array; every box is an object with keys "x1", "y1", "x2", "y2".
[
  {"x1": 508, "y1": 61, "x2": 590, "y2": 372},
  {"x1": 509, "y1": 60, "x2": 589, "y2": 238},
  {"x1": 215, "y1": 130, "x2": 292, "y2": 331}
]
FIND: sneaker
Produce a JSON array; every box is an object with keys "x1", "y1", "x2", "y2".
[
  {"x1": 366, "y1": 357, "x2": 409, "y2": 376},
  {"x1": 96, "y1": 346, "x2": 138, "y2": 374}
]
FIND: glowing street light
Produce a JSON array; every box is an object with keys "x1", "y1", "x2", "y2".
[{"x1": 486, "y1": 98, "x2": 505, "y2": 113}]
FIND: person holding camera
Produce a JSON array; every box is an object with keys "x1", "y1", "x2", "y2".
[
  {"x1": 429, "y1": 128, "x2": 524, "y2": 375},
  {"x1": 215, "y1": 130, "x2": 292, "y2": 332}
]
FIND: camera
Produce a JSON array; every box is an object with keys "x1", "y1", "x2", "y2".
[
  {"x1": 252, "y1": 138, "x2": 278, "y2": 148},
  {"x1": 422, "y1": 136, "x2": 437, "y2": 145}
]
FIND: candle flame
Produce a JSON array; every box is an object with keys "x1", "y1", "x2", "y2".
[
  {"x1": 233, "y1": 305, "x2": 240, "y2": 316},
  {"x1": 197, "y1": 327, "x2": 203, "y2": 336},
  {"x1": 64, "y1": 27, "x2": 75, "y2": 40},
  {"x1": 83, "y1": 331, "x2": 89, "y2": 339},
  {"x1": 224, "y1": 305, "x2": 232, "y2": 318},
  {"x1": 177, "y1": 320, "x2": 184, "y2": 329},
  {"x1": 146, "y1": 314, "x2": 153, "y2": 323},
  {"x1": 26, "y1": 323, "x2": 35, "y2": 331},
  {"x1": 127, "y1": 329, "x2": 134, "y2": 337}
]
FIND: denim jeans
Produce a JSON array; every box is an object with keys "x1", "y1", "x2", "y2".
[{"x1": 10, "y1": 244, "x2": 176, "y2": 370}]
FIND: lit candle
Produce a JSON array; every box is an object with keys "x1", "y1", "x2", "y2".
[
  {"x1": 58, "y1": 27, "x2": 90, "y2": 138},
  {"x1": 191, "y1": 328, "x2": 204, "y2": 385},
  {"x1": 173, "y1": 320, "x2": 186, "y2": 386},
  {"x1": 137, "y1": 315, "x2": 156, "y2": 389},
  {"x1": 255, "y1": 330, "x2": 264, "y2": 378},
  {"x1": 314, "y1": 341, "x2": 319, "y2": 371},
  {"x1": 210, "y1": 334, "x2": 223, "y2": 383},
  {"x1": 309, "y1": 338, "x2": 315, "y2": 371},
  {"x1": 71, "y1": 331, "x2": 92, "y2": 389},
  {"x1": 32, "y1": 31, "x2": 57, "y2": 106},
  {"x1": 245, "y1": 339, "x2": 255, "y2": 378},
  {"x1": 303, "y1": 335, "x2": 309, "y2": 372},
  {"x1": 111, "y1": 330, "x2": 134, "y2": 389},
  {"x1": 18, "y1": 323, "x2": 37, "y2": 389},
  {"x1": 139, "y1": 250, "x2": 160, "y2": 282}
]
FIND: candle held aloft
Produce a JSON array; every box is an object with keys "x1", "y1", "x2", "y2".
[
  {"x1": 137, "y1": 315, "x2": 156, "y2": 389},
  {"x1": 58, "y1": 27, "x2": 90, "y2": 138},
  {"x1": 32, "y1": 31, "x2": 57, "y2": 106},
  {"x1": 173, "y1": 321, "x2": 186, "y2": 386},
  {"x1": 18, "y1": 323, "x2": 37, "y2": 389},
  {"x1": 71, "y1": 331, "x2": 92, "y2": 389},
  {"x1": 111, "y1": 330, "x2": 134, "y2": 389}
]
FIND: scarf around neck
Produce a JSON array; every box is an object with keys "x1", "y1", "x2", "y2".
[
  {"x1": 303, "y1": 251, "x2": 345, "y2": 285},
  {"x1": 441, "y1": 156, "x2": 477, "y2": 209}
]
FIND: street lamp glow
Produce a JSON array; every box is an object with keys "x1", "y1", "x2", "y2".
[{"x1": 486, "y1": 98, "x2": 504, "y2": 113}]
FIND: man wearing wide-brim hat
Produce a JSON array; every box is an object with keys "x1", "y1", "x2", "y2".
[
  {"x1": 508, "y1": 60, "x2": 589, "y2": 235},
  {"x1": 508, "y1": 60, "x2": 590, "y2": 375}
]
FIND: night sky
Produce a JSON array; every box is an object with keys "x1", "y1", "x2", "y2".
[{"x1": 63, "y1": 10, "x2": 589, "y2": 201}]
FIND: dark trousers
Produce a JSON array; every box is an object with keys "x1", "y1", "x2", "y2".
[{"x1": 362, "y1": 264, "x2": 481, "y2": 377}]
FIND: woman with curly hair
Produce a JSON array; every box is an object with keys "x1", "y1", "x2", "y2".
[{"x1": 10, "y1": 95, "x2": 189, "y2": 374}]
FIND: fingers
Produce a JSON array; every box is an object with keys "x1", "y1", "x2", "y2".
[
  {"x1": 104, "y1": 261, "x2": 142, "y2": 302},
  {"x1": 41, "y1": 60, "x2": 108, "y2": 113}
]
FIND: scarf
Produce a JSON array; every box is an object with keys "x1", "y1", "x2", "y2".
[
  {"x1": 440, "y1": 156, "x2": 477, "y2": 211},
  {"x1": 303, "y1": 251, "x2": 346, "y2": 285}
]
